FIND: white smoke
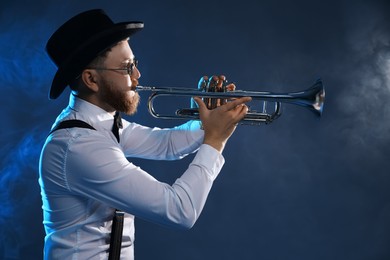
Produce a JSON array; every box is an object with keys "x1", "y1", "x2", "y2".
[{"x1": 335, "y1": 1, "x2": 390, "y2": 148}]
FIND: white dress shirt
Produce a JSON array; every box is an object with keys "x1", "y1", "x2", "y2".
[{"x1": 39, "y1": 94, "x2": 225, "y2": 259}]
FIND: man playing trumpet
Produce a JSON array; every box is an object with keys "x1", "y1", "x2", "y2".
[{"x1": 39, "y1": 9, "x2": 251, "y2": 259}]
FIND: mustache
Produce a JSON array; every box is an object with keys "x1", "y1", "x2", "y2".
[{"x1": 131, "y1": 78, "x2": 139, "y2": 90}]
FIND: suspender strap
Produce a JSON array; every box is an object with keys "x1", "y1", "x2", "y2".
[
  {"x1": 108, "y1": 210, "x2": 125, "y2": 260},
  {"x1": 49, "y1": 119, "x2": 124, "y2": 259},
  {"x1": 49, "y1": 119, "x2": 96, "y2": 135}
]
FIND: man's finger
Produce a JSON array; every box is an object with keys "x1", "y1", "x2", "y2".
[
  {"x1": 220, "y1": 97, "x2": 252, "y2": 111},
  {"x1": 193, "y1": 96, "x2": 207, "y2": 111}
]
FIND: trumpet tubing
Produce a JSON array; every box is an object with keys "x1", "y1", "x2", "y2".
[{"x1": 135, "y1": 79, "x2": 325, "y2": 124}]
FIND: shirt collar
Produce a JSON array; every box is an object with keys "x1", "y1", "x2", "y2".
[{"x1": 66, "y1": 94, "x2": 115, "y2": 131}]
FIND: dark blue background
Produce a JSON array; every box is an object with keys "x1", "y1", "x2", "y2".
[{"x1": 1, "y1": 0, "x2": 389, "y2": 259}]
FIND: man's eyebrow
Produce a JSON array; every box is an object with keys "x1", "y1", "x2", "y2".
[{"x1": 121, "y1": 56, "x2": 136, "y2": 63}]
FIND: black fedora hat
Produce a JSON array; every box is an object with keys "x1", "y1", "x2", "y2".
[{"x1": 46, "y1": 9, "x2": 144, "y2": 99}]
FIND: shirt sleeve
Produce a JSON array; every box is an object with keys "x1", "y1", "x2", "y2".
[
  {"x1": 64, "y1": 132, "x2": 224, "y2": 229},
  {"x1": 120, "y1": 120, "x2": 204, "y2": 160}
]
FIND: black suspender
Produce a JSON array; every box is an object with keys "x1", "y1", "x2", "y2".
[
  {"x1": 49, "y1": 119, "x2": 97, "y2": 134},
  {"x1": 108, "y1": 211, "x2": 125, "y2": 260},
  {"x1": 49, "y1": 119, "x2": 124, "y2": 260}
]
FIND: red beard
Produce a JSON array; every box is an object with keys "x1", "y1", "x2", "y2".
[{"x1": 100, "y1": 77, "x2": 140, "y2": 115}]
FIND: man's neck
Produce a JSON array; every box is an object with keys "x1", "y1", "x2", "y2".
[{"x1": 72, "y1": 92, "x2": 116, "y2": 115}]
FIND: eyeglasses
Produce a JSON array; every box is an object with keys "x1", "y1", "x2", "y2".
[{"x1": 88, "y1": 59, "x2": 139, "y2": 76}]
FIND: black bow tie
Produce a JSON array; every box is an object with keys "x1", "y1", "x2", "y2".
[{"x1": 112, "y1": 111, "x2": 123, "y2": 143}]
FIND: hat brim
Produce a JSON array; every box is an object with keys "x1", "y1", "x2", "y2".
[{"x1": 49, "y1": 22, "x2": 143, "y2": 99}]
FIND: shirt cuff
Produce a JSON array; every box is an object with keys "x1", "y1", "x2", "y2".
[
  {"x1": 190, "y1": 144, "x2": 225, "y2": 181},
  {"x1": 174, "y1": 120, "x2": 204, "y2": 149}
]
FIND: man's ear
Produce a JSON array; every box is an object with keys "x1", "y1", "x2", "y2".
[{"x1": 81, "y1": 69, "x2": 99, "y2": 93}]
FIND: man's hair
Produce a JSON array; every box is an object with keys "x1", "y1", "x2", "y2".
[
  {"x1": 69, "y1": 40, "x2": 123, "y2": 90},
  {"x1": 69, "y1": 49, "x2": 110, "y2": 90}
]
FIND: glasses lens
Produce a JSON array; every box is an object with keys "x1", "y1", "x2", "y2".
[{"x1": 127, "y1": 59, "x2": 138, "y2": 75}]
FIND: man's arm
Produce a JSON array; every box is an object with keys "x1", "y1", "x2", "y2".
[{"x1": 120, "y1": 120, "x2": 204, "y2": 160}]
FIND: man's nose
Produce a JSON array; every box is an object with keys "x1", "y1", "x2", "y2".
[{"x1": 132, "y1": 66, "x2": 141, "y2": 79}]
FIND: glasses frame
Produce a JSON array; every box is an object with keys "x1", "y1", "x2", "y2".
[{"x1": 87, "y1": 59, "x2": 139, "y2": 76}]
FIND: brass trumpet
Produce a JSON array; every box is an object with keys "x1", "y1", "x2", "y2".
[{"x1": 135, "y1": 79, "x2": 325, "y2": 124}]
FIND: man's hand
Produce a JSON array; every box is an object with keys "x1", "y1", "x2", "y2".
[
  {"x1": 191, "y1": 75, "x2": 236, "y2": 109},
  {"x1": 194, "y1": 95, "x2": 251, "y2": 153}
]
